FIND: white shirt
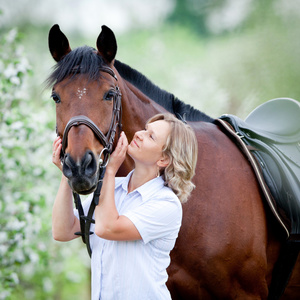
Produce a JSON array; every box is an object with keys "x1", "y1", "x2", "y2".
[{"x1": 75, "y1": 171, "x2": 182, "y2": 300}]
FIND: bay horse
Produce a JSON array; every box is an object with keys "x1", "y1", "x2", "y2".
[{"x1": 47, "y1": 24, "x2": 300, "y2": 299}]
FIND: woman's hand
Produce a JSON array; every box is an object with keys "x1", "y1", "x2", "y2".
[
  {"x1": 106, "y1": 132, "x2": 128, "y2": 176},
  {"x1": 52, "y1": 136, "x2": 63, "y2": 171}
]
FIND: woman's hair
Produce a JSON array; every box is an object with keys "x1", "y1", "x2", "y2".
[{"x1": 146, "y1": 113, "x2": 198, "y2": 203}]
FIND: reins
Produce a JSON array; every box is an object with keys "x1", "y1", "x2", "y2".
[{"x1": 60, "y1": 66, "x2": 122, "y2": 257}]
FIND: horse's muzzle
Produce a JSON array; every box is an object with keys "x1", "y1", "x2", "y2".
[{"x1": 62, "y1": 150, "x2": 99, "y2": 194}]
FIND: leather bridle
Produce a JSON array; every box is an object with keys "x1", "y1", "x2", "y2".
[
  {"x1": 60, "y1": 66, "x2": 122, "y2": 163},
  {"x1": 59, "y1": 66, "x2": 122, "y2": 257}
]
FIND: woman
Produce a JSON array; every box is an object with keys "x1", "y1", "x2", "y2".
[{"x1": 52, "y1": 113, "x2": 198, "y2": 300}]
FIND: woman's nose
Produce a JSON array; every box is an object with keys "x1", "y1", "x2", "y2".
[{"x1": 135, "y1": 130, "x2": 144, "y2": 140}]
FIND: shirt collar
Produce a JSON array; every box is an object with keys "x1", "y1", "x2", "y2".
[
  {"x1": 120, "y1": 170, "x2": 165, "y2": 201},
  {"x1": 120, "y1": 170, "x2": 133, "y2": 193}
]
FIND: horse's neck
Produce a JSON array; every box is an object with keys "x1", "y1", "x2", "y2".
[
  {"x1": 115, "y1": 80, "x2": 166, "y2": 176},
  {"x1": 121, "y1": 80, "x2": 167, "y2": 135}
]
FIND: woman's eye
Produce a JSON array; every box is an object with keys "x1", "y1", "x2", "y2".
[
  {"x1": 103, "y1": 91, "x2": 115, "y2": 101},
  {"x1": 144, "y1": 128, "x2": 154, "y2": 140},
  {"x1": 51, "y1": 93, "x2": 61, "y2": 104}
]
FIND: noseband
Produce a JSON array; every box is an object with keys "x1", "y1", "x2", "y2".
[{"x1": 59, "y1": 66, "x2": 122, "y2": 257}]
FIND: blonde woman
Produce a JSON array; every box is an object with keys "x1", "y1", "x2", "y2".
[{"x1": 52, "y1": 113, "x2": 198, "y2": 300}]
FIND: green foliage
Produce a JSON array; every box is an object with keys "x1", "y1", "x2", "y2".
[
  {"x1": 0, "y1": 27, "x2": 89, "y2": 300},
  {"x1": 118, "y1": 3, "x2": 300, "y2": 119},
  {"x1": 167, "y1": 0, "x2": 212, "y2": 35},
  {"x1": 0, "y1": 27, "x2": 41, "y2": 299}
]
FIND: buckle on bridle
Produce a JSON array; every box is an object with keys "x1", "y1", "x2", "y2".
[{"x1": 99, "y1": 147, "x2": 110, "y2": 167}]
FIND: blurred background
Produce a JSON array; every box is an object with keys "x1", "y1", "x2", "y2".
[{"x1": 1, "y1": 0, "x2": 300, "y2": 299}]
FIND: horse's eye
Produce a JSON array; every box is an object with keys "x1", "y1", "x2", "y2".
[
  {"x1": 51, "y1": 92, "x2": 61, "y2": 104},
  {"x1": 103, "y1": 90, "x2": 115, "y2": 101}
]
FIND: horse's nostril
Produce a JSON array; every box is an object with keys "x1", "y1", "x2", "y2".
[
  {"x1": 82, "y1": 151, "x2": 97, "y2": 177},
  {"x1": 62, "y1": 151, "x2": 97, "y2": 180},
  {"x1": 62, "y1": 154, "x2": 73, "y2": 178}
]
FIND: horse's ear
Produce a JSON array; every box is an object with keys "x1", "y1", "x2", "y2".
[
  {"x1": 48, "y1": 24, "x2": 71, "y2": 62},
  {"x1": 96, "y1": 25, "x2": 117, "y2": 64}
]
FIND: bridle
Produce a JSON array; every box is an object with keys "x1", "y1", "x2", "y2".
[
  {"x1": 59, "y1": 66, "x2": 122, "y2": 257},
  {"x1": 60, "y1": 66, "x2": 122, "y2": 163}
]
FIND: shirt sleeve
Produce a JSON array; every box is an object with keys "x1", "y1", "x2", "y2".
[{"x1": 123, "y1": 196, "x2": 182, "y2": 244}]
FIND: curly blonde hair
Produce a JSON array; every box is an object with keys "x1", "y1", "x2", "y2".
[{"x1": 146, "y1": 113, "x2": 198, "y2": 203}]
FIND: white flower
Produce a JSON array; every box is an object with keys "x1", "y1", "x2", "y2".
[
  {"x1": 10, "y1": 272, "x2": 19, "y2": 285},
  {"x1": 6, "y1": 29, "x2": 17, "y2": 43},
  {"x1": 0, "y1": 232, "x2": 8, "y2": 243},
  {"x1": 3, "y1": 63, "x2": 17, "y2": 78},
  {"x1": 0, "y1": 290, "x2": 11, "y2": 300},
  {"x1": 20, "y1": 202, "x2": 30, "y2": 213},
  {"x1": 16, "y1": 57, "x2": 30, "y2": 73},
  {"x1": 0, "y1": 244, "x2": 9, "y2": 255},
  {"x1": 6, "y1": 218, "x2": 26, "y2": 231},
  {"x1": 13, "y1": 249, "x2": 25, "y2": 263},
  {"x1": 6, "y1": 170, "x2": 18, "y2": 180},
  {"x1": 29, "y1": 252, "x2": 39, "y2": 264},
  {"x1": 11, "y1": 121, "x2": 24, "y2": 130},
  {"x1": 66, "y1": 271, "x2": 82, "y2": 283},
  {"x1": 0, "y1": 60, "x2": 4, "y2": 73},
  {"x1": 13, "y1": 233, "x2": 23, "y2": 244},
  {"x1": 21, "y1": 262, "x2": 35, "y2": 277},
  {"x1": 38, "y1": 242, "x2": 47, "y2": 251},
  {"x1": 10, "y1": 76, "x2": 21, "y2": 85},
  {"x1": 43, "y1": 277, "x2": 53, "y2": 292},
  {"x1": 3, "y1": 203, "x2": 18, "y2": 214}
]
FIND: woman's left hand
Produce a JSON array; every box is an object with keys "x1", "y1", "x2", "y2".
[
  {"x1": 52, "y1": 136, "x2": 63, "y2": 171},
  {"x1": 106, "y1": 132, "x2": 128, "y2": 176}
]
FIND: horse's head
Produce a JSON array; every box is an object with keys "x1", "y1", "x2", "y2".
[{"x1": 48, "y1": 24, "x2": 121, "y2": 195}]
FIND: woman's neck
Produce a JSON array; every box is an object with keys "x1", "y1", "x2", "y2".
[{"x1": 128, "y1": 166, "x2": 157, "y2": 193}]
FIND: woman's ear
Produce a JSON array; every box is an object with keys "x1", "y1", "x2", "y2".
[{"x1": 157, "y1": 155, "x2": 170, "y2": 168}]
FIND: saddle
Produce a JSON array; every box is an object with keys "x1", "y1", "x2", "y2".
[{"x1": 216, "y1": 98, "x2": 300, "y2": 239}]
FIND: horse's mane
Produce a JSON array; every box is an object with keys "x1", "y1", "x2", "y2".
[
  {"x1": 46, "y1": 46, "x2": 105, "y2": 87},
  {"x1": 114, "y1": 60, "x2": 213, "y2": 122},
  {"x1": 46, "y1": 45, "x2": 213, "y2": 123}
]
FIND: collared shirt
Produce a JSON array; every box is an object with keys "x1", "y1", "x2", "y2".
[{"x1": 75, "y1": 171, "x2": 182, "y2": 300}]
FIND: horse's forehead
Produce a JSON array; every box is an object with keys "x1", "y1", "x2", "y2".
[
  {"x1": 55, "y1": 75, "x2": 109, "y2": 95},
  {"x1": 76, "y1": 87, "x2": 87, "y2": 100}
]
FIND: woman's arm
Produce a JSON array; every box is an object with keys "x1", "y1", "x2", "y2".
[
  {"x1": 51, "y1": 137, "x2": 80, "y2": 241},
  {"x1": 94, "y1": 132, "x2": 141, "y2": 241}
]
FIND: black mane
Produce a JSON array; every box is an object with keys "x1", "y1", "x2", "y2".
[
  {"x1": 46, "y1": 45, "x2": 213, "y2": 123},
  {"x1": 114, "y1": 60, "x2": 213, "y2": 123},
  {"x1": 46, "y1": 46, "x2": 105, "y2": 87}
]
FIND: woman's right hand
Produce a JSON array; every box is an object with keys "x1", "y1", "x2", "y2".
[
  {"x1": 52, "y1": 136, "x2": 63, "y2": 171},
  {"x1": 106, "y1": 131, "x2": 128, "y2": 176}
]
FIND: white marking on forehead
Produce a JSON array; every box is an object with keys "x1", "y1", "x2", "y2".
[{"x1": 77, "y1": 88, "x2": 87, "y2": 100}]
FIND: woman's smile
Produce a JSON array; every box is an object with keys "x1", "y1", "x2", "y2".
[
  {"x1": 129, "y1": 139, "x2": 139, "y2": 148},
  {"x1": 133, "y1": 140, "x2": 139, "y2": 148}
]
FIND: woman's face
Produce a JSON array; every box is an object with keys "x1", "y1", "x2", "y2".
[{"x1": 128, "y1": 120, "x2": 171, "y2": 166}]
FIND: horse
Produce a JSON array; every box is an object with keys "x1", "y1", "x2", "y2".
[{"x1": 47, "y1": 24, "x2": 300, "y2": 299}]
